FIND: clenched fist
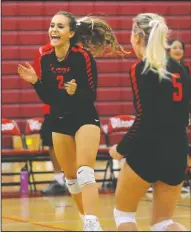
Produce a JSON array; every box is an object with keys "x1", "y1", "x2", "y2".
[{"x1": 65, "y1": 79, "x2": 77, "y2": 95}]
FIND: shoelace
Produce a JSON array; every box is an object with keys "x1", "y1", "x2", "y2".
[
  {"x1": 85, "y1": 219, "x2": 96, "y2": 227},
  {"x1": 84, "y1": 219, "x2": 100, "y2": 230}
]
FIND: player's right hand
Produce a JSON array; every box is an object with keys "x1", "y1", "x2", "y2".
[{"x1": 18, "y1": 62, "x2": 38, "y2": 84}]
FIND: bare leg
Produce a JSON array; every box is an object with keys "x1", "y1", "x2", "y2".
[
  {"x1": 114, "y1": 162, "x2": 150, "y2": 231},
  {"x1": 75, "y1": 125, "x2": 101, "y2": 217},
  {"x1": 48, "y1": 146, "x2": 61, "y2": 173},
  {"x1": 151, "y1": 181, "x2": 187, "y2": 231},
  {"x1": 52, "y1": 132, "x2": 84, "y2": 215}
]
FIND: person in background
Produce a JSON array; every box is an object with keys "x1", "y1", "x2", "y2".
[
  {"x1": 168, "y1": 38, "x2": 190, "y2": 76},
  {"x1": 168, "y1": 38, "x2": 191, "y2": 193}
]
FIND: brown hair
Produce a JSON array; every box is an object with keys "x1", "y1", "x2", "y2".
[{"x1": 55, "y1": 11, "x2": 129, "y2": 57}]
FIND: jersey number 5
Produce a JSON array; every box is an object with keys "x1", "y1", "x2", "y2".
[
  {"x1": 57, "y1": 75, "x2": 65, "y2": 89},
  {"x1": 172, "y1": 73, "x2": 182, "y2": 102}
]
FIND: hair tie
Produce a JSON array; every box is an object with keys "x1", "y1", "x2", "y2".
[
  {"x1": 149, "y1": 20, "x2": 160, "y2": 28},
  {"x1": 76, "y1": 22, "x2": 81, "y2": 27},
  {"x1": 76, "y1": 16, "x2": 94, "y2": 30},
  {"x1": 147, "y1": 20, "x2": 160, "y2": 45}
]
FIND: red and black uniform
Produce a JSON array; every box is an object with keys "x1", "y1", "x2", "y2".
[
  {"x1": 183, "y1": 65, "x2": 191, "y2": 114},
  {"x1": 117, "y1": 58, "x2": 191, "y2": 186},
  {"x1": 32, "y1": 44, "x2": 100, "y2": 137}
]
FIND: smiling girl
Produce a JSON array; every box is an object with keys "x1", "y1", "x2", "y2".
[
  {"x1": 168, "y1": 38, "x2": 190, "y2": 76},
  {"x1": 17, "y1": 11, "x2": 128, "y2": 231}
]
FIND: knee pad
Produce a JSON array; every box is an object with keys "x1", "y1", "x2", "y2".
[
  {"x1": 113, "y1": 208, "x2": 136, "y2": 228},
  {"x1": 151, "y1": 219, "x2": 173, "y2": 231},
  {"x1": 77, "y1": 166, "x2": 96, "y2": 188},
  {"x1": 65, "y1": 178, "x2": 81, "y2": 194}
]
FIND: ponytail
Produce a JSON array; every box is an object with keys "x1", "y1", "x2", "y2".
[
  {"x1": 56, "y1": 11, "x2": 129, "y2": 57},
  {"x1": 133, "y1": 13, "x2": 170, "y2": 79},
  {"x1": 75, "y1": 15, "x2": 130, "y2": 57}
]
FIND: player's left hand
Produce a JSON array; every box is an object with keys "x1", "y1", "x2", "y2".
[
  {"x1": 65, "y1": 79, "x2": 77, "y2": 95},
  {"x1": 109, "y1": 145, "x2": 124, "y2": 160}
]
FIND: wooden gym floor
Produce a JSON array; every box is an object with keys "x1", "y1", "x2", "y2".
[{"x1": 2, "y1": 161, "x2": 191, "y2": 231}]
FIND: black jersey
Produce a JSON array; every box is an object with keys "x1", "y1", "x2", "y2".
[
  {"x1": 117, "y1": 58, "x2": 191, "y2": 155},
  {"x1": 183, "y1": 65, "x2": 190, "y2": 76},
  {"x1": 33, "y1": 44, "x2": 98, "y2": 116}
]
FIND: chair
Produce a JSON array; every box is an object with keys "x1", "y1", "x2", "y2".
[
  {"x1": 2, "y1": 118, "x2": 24, "y2": 147},
  {"x1": 94, "y1": 127, "x2": 111, "y2": 188},
  {"x1": 1, "y1": 118, "x2": 31, "y2": 189},
  {"x1": 101, "y1": 115, "x2": 135, "y2": 188},
  {"x1": 24, "y1": 117, "x2": 52, "y2": 192},
  {"x1": 25, "y1": 117, "x2": 44, "y2": 150}
]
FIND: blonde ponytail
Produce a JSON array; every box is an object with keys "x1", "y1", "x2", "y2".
[{"x1": 133, "y1": 13, "x2": 170, "y2": 79}]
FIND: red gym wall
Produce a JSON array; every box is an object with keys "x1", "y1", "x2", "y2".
[{"x1": 2, "y1": 1, "x2": 191, "y2": 147}]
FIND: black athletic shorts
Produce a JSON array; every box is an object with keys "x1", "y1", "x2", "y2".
[
  {"x1": 40, "y1": 114, "x2": 53, "y2": 147},
  {"x1": 125, "y1": 130, "x2": 189, "y2": 186},
  {"x1": 51, "y1": 109, "x2": 100, "y2": 136}
]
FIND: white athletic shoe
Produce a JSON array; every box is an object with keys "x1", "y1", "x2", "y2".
[
  {"x1": 83, "y1": 215, "x2": 102, "y2": 231},
  {"x1": 147, "y1": 187, "x2": 153, "y2": 192},
  {"x1": 181, "y1": 186, "x2": 190, "y2": 193}
]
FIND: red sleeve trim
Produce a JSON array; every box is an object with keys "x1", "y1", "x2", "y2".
[{"x1": 72, "y1": 46, "x2": 95, "y2": 90}]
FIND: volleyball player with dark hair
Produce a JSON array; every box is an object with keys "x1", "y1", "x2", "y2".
[
  {"x1": 18, "y1": 11, "x2": 127, "y2": 231},
  {"x1": 168, "y1": 38, "x2": 191, "y2": 193},
  {"x1": 167, "y1": 38, "x2": 190, "y2": 76}
]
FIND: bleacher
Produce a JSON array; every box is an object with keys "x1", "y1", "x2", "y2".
[{"x1": 2, "y1": 1, "x2": 191, "y2": 190}]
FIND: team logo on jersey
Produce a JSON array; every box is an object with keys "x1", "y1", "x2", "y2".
[{"x1": 50, "y1": 64, "x2": 70, "y2": 74}]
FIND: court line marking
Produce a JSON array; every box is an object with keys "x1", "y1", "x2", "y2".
[
  {"x1": 143, "y1": 199, "x2": 191, "y2": 208},
  {"x1": 2, "y1": 216, "x2": 72, "y2": 231},
  {"x1": 3, "y1": 214, "x2": 190, "y2": 225}
]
